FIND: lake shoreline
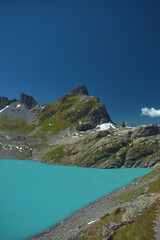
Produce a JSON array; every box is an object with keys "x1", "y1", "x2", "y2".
[{"x1": 28, "y1": 166, "x2": 159, "y2": 240}]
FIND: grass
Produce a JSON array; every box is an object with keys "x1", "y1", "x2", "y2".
[
  {"x1": 113, "y1": 202, "x2": 159, "y2": 240},
  {"x1": 125, "y1": 144, "x2": 158, "y2": 161},
  {"x1": 137, "y1": 166, "x2": 160, "y2": 183},
  {"x1": 41, "y1": 144, "x2": 74, "y2": 164},
  {"x1": 0, "y1": 115, "x2": 35, "y2": 135},
  {"x1": 114, "y1": 207, "x2": 121, "y2": 215},
  {"x1": 76, "y1": 207, "x2": 122, "y2": 240},
  {"x1": 33, "y1": 94, "x2": 106, "y2": 136},
  {"x1": 42, "y1": 145, "x2": 65, "y2": 163},
  {"x1": 146, "y1": 179, "x2": 160, "y2": 193}
]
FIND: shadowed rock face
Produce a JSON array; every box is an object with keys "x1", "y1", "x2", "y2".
[
  {"x1": 0, "y1": 96, "x2": 17, "y2": 110},
  {"x1": 20, "y1": 93, "x2": 38, "y2": 109},
  {"x1": 0, "y1": 96, "x2": 8, "y2": 104},
  {"x1": 70, "y1": 85, "x2": 89, "y2": 96}
]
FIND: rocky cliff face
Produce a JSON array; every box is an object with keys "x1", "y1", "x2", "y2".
[
  {"x1": 70, "y1": 85, "x2": 89, "y2": 96},
  {"x1": 20, "y1": 93, "x2": 38, "y2": 109},
  {"x1": 39, "y1": 124, "x2": 160, "y2": 168},
  {"x1": 0, "y1": 96, "x2": 17, "y2": 110}
]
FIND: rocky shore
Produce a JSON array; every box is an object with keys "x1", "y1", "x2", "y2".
[{"x1": 28, "y1": 165, "x2": 160, "y2": 240}]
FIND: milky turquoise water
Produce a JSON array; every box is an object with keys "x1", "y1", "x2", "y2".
[{"x1": 0, "y1": 159, "x2": 152, "y2": 240}]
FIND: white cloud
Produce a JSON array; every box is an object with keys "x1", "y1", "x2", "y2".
[{"x1": 141, "y1": 107, "x2": 160, "y2": 117}]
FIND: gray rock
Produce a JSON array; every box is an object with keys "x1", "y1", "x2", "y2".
[
  {"x1": 0, "y1": 96, "x2": 17, "y2": 110},
  {"x1": 132, "y1": 125, "x2": 160, "y2": 139},
  {"x1": 20, "y1": 93, "x2": 38, "y2": 109},
  {"x1": 70, "y1": 85, "x2": 89, "y2": 96}
]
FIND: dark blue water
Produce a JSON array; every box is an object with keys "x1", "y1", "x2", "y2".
[{"x1": 0, "y1": 159, "x2": 152, "y2": 240}]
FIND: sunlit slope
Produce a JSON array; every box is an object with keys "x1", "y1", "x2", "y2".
[{"x1": 0, "y1": 86, "x2": 112, "y2": 138}]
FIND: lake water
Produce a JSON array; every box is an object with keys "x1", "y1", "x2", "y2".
[{"x1": 0, "y1": 159, "x2": 152, "y2": 240}]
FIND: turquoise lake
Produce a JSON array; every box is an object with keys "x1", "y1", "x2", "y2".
[{"x1": 0, "y1": 159, "x2": 152, "y2": 240}]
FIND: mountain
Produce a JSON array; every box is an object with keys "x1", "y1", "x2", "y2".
[
  {"x1": 0, "y1": 86, "x2": 160, "y2": 240},
  {"x1": 0, "y1": 85, "x2": 112, "y2": 133},
  {"x1": 0, "y1": 85, "x2": 160, "y2": 168}
]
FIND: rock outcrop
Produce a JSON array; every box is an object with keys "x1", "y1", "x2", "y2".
[
  {"x1": 0, "y1": 96, "x2": 17, "y2": 110},
  {"x1": 131, "y1": 124, "x2": 160, "y2": 138},
  {"x1": 70, "y1": 85, "x2": 89, "y2": 96},
  {"x1": 40, "y1": 124, "x2": 160, "y2": 168},
  {"x1": 20, "y1": 93, "x2": 38, "y2": 109},
  {"x1": 121, "y1": 121, "x2": 126, "y2": 127},
  {"x1": 39, "y1": 87, "x2": 113, "y2": 132}
]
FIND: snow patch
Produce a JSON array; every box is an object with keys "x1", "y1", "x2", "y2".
[
  {"x1": 95, "y1": 123, "x2": 115, "y2": 131},
  {"x1": 88, "y1": 219, "x2": 99, "y2": 225},
  {"x1": 0, "y1": 106, "x2": 9, "y2": 113}
]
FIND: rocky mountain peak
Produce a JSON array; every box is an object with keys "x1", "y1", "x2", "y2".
[
  {"x1": 0, "y1": 96, "x2": 8, "y2": 103},
  {"x1": 0, "y1": 96, "x2": 17, "y2": 110},
  {"x1": 20, "y1": 93, "x2": 38, "y2": 109},
  {"x1": 70, "y1": 85, "x2": 89, "y2": 96}
]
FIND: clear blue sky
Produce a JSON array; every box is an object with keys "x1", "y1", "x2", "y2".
[{"x1": 0, "y1": 0, "x2": 160, "y2": 126}]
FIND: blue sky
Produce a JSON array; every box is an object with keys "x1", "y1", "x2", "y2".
[{"x1": 0, "y1": 0, "x2": 160, "y2": 126}]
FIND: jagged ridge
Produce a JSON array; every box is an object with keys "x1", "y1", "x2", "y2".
[
  {"x1": 0, "y1": 86, "x2": 113, "y2": 137},
  {"x1": 0, "y1": 86, "x2": 160, "y2": 169}
]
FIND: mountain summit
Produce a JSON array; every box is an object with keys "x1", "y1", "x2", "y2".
[
  {"x1": 70, "y1": 85, "x2": 89, "y2": 96},
  {"x1": 0, "y1": 85, "x2": 113, "y2": 134},
  {"x1": 20, "y1": 93, "x2": 38, "y2": 109}
]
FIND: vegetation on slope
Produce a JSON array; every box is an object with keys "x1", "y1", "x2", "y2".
[
  {"x1": 36, "y1": 93, "x2": 111, "y2": 136},
  {"x1": 0, "y1": 115, "x2": 35, "y2": 135},
  {"x1": 0, "y1": 87, "x2": 112, "y2": 139},
  {"x1": 39, "y1": 125, "x2": 160, "y2": 169},
  {"x1": 66, "y1": 166, "x2": 160, "y2": 240}
]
